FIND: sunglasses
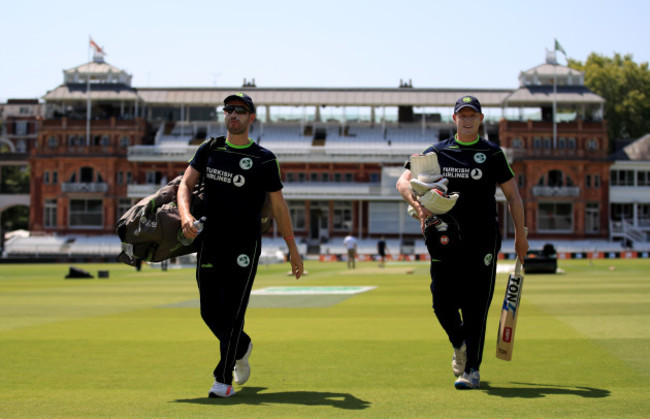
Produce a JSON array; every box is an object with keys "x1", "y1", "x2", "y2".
[{"x1": 223, "y1": 105, "x2": 250, "y2": 115}]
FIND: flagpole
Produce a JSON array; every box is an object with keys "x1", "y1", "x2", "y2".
[
  {"x1": 86, "y1": 36, "x2": 91, "y2": 147},
  {"x1": 552, "y1": 38, "x2": 559, "y2": 150},
  {"x1": 552, "y1": 38, "x2": 568, "y2": 151},
  {"x1": 553, "y1": 60, "x2": 557, "y2": 150}
]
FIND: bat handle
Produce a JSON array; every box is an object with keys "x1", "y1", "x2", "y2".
[{"x1": 514, "y1": 227, "x2": 528, "y2": 276}]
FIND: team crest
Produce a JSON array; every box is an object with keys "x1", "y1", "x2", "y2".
[
  {"x1": 484, "y1": 253, "x2": 493, "y2": 266},
  {"x1": 237, "y1": 254, "x2": 251, "y2": 267},
  {"x1": 240, "y1": 158, "x2": 253, "y2": 170},
  {"x1": 440, "y1": 235, "x2": 450, "y2": 245},
  {"x1": 474, "y1": 153, "x2": 486, "y2": 163}
]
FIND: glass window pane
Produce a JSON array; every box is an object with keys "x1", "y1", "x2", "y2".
[
  {"x1": 538, "y1": 203, "x2": 573, "y2": 232},
  {"x1": 70, "y1": 199, "x2": 103, "y2": 227}
]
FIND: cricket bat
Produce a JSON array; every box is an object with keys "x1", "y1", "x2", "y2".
[{"x1": 496, "y1": 227, "x2": 527, "y2": 361}]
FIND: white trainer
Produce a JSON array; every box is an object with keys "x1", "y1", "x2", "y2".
[
  {"x1": 234, "y1": 342, "x2": 253, "y2": 385},
  {"x1": 452, "y1": 342, "x2": 467, "y2": 377},
  {"x1": 455, "y1": 369, "x2": 480, "y2": 390},
  {"x1": 208, "y1": 380, "x2": 235, "y2": 398}
]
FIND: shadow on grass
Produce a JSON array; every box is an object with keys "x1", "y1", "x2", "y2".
[
  {"x1": 174, "y1": 387, "x2": 371, "y2": 410},
  {"x1": 481, "y1": 381, "x2": 610, "y2": 399}
]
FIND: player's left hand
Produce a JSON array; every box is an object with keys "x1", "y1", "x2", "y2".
[
  {"x1": 515, "y1": 231, "x2": 529, "y2": 262},
  {"x1": 290, "y1": 253, "x2": 304, "y2": 280}
]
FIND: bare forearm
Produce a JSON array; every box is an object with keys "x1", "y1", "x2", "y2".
[
  {"x1": 396, "y1": 171, "x2": 417, "y2": 206},
  {"x1": 178, "y1": 166, "x2": 201, "y2": 237},
  {"x1": 501, "y1": 179, "x2": 529, "y2": 260},
  {"x1": 508, "y1": 196, "x2": 525, "y2": 236},
  {"x1": 270, "y1": 190, "x2": 304, "y2": 279},
  {"x1": 177, "y1": 184, "x2": 192, "y2": 219},
  {"x1": 273, "y1": 198, "x2": 298, "y2": 251},
  {"x1": 396, "y1": 169, "x2": 431, "y2": 226}
]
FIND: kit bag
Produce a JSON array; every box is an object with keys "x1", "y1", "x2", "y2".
[{"x1": 115, "y1": 174, "x2": 206, "y2": 266}]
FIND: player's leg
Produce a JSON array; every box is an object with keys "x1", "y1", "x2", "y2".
[
  {"x1": 430, "y1": 257, "x2": 469, "y2": 377},
  {"x1": 462, "y1": 232, "x2": 500, "y2": 372},
  {"x1": 455, "y1": 231, "x2": 501, "y2": 389},
  {"x1": 196, "y1": 239, "x2": 261, "y2": 395},
  {"x1": 212, "y1": 239, "x2": 261, "y2": 386},
  {"x1": 195, "y1": 246, "x2": 235, "y2": 397},
  {"x1": 429, "y1": 259, "x2": 465, "y2": 348}
]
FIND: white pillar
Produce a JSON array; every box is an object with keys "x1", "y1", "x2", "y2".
[
  {"x1": 180, "y1": 104, "x2": 185, "y2": 137},
  {"x1": 358, "y1": 200, "x2": 363, "y2": 239},
  {"x1": 421, "y1": 110, "x2": 425, "y2": 136}
]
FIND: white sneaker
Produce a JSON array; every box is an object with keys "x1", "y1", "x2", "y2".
[
  {"x1": 454, "y1": 369, "x2": 480, "y2": 390},
  {"x1": 208, "y1": 380, "x2": 235, "y2": 398},
  {"x1": 452, "y1": 342, "x2": 467, "y2": 377},
  {"x1": 234, "y1": 342, "x2": 253, "y2": 385}
]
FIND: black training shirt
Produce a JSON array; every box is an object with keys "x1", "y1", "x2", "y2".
[
  {"x1": 190, "y1": 138, "x2": 283, "y2": 237},
  {"x1": 408, "y1": 135, "x2": 514, "y2": 231}
]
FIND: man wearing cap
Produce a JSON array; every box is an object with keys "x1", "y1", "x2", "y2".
[
  {"x1": 178, "y1": 92, "x2": 304, "y2": 398},
  {"x1": 396, "y1": 95, "x2": 527, "y2": 389}
]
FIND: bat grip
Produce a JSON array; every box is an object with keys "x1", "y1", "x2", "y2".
[
  {"x1": 514, "y1": 227, "x2": 528, "y2": 276},
  {"x1": 514, "y1": 256, "x2": 522, "y2": 276}
]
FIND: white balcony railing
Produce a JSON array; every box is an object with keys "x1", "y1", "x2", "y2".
[
  {"x1": 61, "y1": 182, "x2": 108, "y2": 193},
  {"x1": 127, "y1": 182, "x2": 402, "y2": 200},
  {"x1": 127, "y1": 184, "x2": 160, "y2": 198},
  {"x1": 532, "y1": 186, "x2": 580, "y2": 197},
  {"x1": 126, "y1": 144, "x2": 423, "y2": 164},
  {"x1": 128, "y1": 145, "x2": 196, "y2": 162}
]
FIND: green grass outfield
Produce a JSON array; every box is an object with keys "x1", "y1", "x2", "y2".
[{"x1": 1, "y1": 259, "x2": 648, "y2": 418}]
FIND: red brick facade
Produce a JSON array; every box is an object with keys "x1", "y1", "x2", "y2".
[
  {"x1": 501, "y1": 119, "x2": 610, "y2": 239},
  {"x1": 30, "y1": 117, "x2": 149, "y2": 234}
]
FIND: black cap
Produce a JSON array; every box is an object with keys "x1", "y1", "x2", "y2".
[
  {"x1": 454, "y1": 95, "x2": 482, "y2": 114},
  {"x1": 224, "y1": 92, "x2": 255, "y2": 113}
]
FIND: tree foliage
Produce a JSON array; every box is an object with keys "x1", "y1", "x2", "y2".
[
  {"x1": 1, "y1": 206, "x2": 29, "y2": 233},
  {"x1": 1, "y1": 165, "x2": 30, "y2": 194},
  {"x1": 568, "y1": 53, "x2": 650, "y2": 143}
]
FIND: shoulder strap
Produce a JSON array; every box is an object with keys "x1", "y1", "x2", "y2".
[
  {"x1": 208, "y1": 135, "x2": 226, "y2": 150},
  {"x1": 196, "y1": 136, "x2": 226, "y2": 191}
]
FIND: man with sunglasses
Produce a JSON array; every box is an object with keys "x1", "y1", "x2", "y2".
[{"x1": 178, "y1": 92, "x2": 304, "y2": 398}]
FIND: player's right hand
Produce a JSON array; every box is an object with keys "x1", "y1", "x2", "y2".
[{"x1": 180, "y1": 215, "x2": 198, "y2": 239}]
